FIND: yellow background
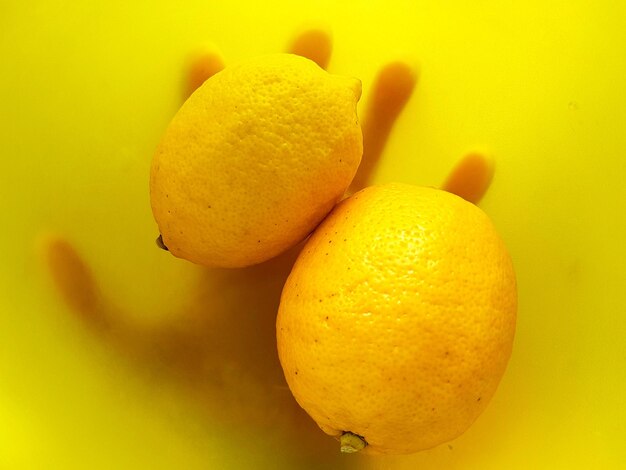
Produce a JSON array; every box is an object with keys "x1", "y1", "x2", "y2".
[{"x1": 1, "y1": 0, "x2": 625, "y2": 468}]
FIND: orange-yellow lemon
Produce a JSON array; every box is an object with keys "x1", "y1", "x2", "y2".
[
  {"x1": 277, "y1": 183, "x2": 517, "y2": 454},
  {"x1": 150, "y1": 53, "x2": 362, "y2": 267}
]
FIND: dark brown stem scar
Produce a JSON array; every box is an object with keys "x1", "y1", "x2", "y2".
[{"x1": 156, "y1": 234, "x2": 169, "y2": 251}]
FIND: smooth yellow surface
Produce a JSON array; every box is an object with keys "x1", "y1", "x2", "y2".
[{"x1": 1, "y1": 0, "x2": 625, "y2": 468}]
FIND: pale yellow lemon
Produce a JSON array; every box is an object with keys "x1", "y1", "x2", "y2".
[
  {"x1": 277, "y1": 183, "x2": 517, "y2": 454},
  {"x1": 150, "y1": 53, "x2": 362, "y2": 268}
]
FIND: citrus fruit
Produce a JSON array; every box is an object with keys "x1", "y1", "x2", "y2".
[
  {"x1": 150, "y1": 53, "x2": 362, "y2": 268},
  {"x1": 276, "y1": 183, "x2": 517, "y2": 454}
]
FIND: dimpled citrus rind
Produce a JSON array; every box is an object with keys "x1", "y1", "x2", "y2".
[
  {"x1": 276, "y1": 183, "x2": 517, "y2": 454},
  {"x1": 150, "y1": 53, "x2": 362, "y2": 267}
]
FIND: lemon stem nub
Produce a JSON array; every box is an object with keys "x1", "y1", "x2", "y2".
[
  {"x1": 156, "y1": 234, "x2": 169, "y2": 251},
  {"x1": 340, "y1": 432, "x2": 367, "y2": 453}
]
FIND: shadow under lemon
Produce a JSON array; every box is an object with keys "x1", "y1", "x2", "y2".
[
  {"x1": 42, "y1": 27, "x2": 494, "y2": 463},
  {"x1": 44, "y1": 235, "x2": 339, "y2": 458}
]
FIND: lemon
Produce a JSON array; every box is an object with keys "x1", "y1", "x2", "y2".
[
  {"x1": 276, "y1": 183, "x2": 517, "y2": 454},
  {"x1": 149, "y1": 53, "x2": 362, "y2": 268}
]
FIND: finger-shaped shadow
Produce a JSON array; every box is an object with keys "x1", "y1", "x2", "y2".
[
  {"x1": 287, "y1": 27, "x2": 332, "y2": 70},
  {"x1": 349, "y1": 61, "x2": 418, "y2": 194},
  {"x1": 184, "y1": 27, "x2": 333, "y2": 103},
  {"x1": 441, "y1": 152, "x2": 495, "y2": 204},
  {"x1": 184, "y1": 46, "x2": 225, "y2": 100},
  {"x1": 43, "y1": 235, "x2": 339, "y2": 459},
  {"x1": 42, "y1": 236, "x2": 133, "y2": 341}
]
